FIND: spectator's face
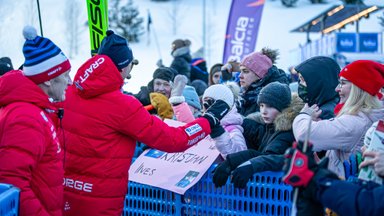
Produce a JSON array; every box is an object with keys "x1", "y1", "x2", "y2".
[
  {"x1": 259, "y1": 103, "x2": 280, "y2": 124},
  {"x1": 153, "y1": 78, "x2": 172, "y2": 98},
  {"x1": 298, "y1": 73, "x2": 307, "y2": 87},
  {"x1": 212, "y1": 71, "x2": 221, "y2": 85},
  {"x1": 335, "y1": 76, "x2": 352, "y2": 104},
  {"x1": 239, "y1": 66, "x2": 260, "y2": 89},
  {"x1": 48, "y1": 71, "x2": 72, "y2": 102}
]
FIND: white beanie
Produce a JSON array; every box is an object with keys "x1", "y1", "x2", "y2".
[{"x1": 202, "y1": 84, "x2": 234, "y2": 108}]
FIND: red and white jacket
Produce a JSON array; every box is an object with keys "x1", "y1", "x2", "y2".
[
  {"x1": 0, "y1": 70, "x2": 64, "y2": 216},
  {"x1": 62, "y1": 55, "x2": 211, "y2": 216}
]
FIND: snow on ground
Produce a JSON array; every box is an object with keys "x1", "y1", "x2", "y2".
[{"x1": 1, "y1": 0, "x2": 383, "y2": 92}]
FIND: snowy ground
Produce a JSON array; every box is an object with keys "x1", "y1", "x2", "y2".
[{"x1": 1, "y1": 0, "x2": 383, "y2": 93}]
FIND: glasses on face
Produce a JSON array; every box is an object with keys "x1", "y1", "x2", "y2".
[{"x1": 338, "y1": 79, "x2": 351, "y2": 88}]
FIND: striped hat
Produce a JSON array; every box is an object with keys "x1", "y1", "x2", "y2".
[{"x1": 22, "y1": 26, "x2": 71, "y2": 84}]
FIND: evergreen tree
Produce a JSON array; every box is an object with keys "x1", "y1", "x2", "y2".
[{"x1": 109, "y1": 0, "x2": 144, "y2": 43}]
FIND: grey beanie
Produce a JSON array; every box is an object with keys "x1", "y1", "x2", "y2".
[{"x1": 257, "y1": 82, "x2": 291, "y2": 112}]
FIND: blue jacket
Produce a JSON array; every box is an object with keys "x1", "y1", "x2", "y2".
[{"x1": 317, "y1": 178, "x2": 384, "y2": 216}]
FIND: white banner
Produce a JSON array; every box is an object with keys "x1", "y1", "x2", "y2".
[{"x1": 128, "y1": 119, "x2": 220, "y2": 194}]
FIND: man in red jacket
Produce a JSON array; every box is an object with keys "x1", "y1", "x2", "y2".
[
  {"x1": 0, "y1": 26, "x2": 72, "y2": 216},
  {"x1": 62, "y1": 30, "x2": 229, "y2": 216}
]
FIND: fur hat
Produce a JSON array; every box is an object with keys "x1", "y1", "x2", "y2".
[
  {"x1": 22, "y1": 26, "x2": 71, "y2": 84},
  {"x1": 258, "y1": 82, "x2": 291, "y2": 112},
  {"x1": 339, "y1": 60, "x2": 384, "y2": 97},
  {"x1": 240, "y1": 52, "x2": 272, "y2": 79},
  {"x1": 153, "y1": 67, "x2": 176, "y2": 82},
  {"x1": 183, "y1": 86, "x2": 201, "y2": 110},
  {"x1": 98, "y1": 30, "x2": 133, "y2": 70},
  {"x1": 0, "y1": 57, "x2": 13, "y2": 76},
  {"x1": 203, "y1": 84, "x2": 234, "y2": 108},
  {"x1": 171, "y1": 39, "x2": 191, "y2": 53}
]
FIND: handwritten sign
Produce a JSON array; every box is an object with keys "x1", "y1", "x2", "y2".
[{"x1": 128, "y1": 119, "x2": 220, "y2": 194}]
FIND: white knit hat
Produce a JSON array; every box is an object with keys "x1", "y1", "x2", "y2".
[{"x1": 202, "y1": 84, "x2": 234, "y2": 108}]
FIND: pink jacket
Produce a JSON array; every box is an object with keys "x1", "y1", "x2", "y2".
[
  {"x1": 293, "y1": 109, "x2": 384, "y2": 178},
  {"x1": 173, "y1": 103, "x2": 246, "y2": 158}
]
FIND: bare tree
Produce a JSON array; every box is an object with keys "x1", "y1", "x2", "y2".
[
  {"x1": 24, "y1": 0, "x2": 38, "y2": 27},
  {"x1": 65, "y1": 0, "x2": 82, "y2": 58},
  {"x1": 167, "y1": 0, "x2": 187, "y2": 35}
]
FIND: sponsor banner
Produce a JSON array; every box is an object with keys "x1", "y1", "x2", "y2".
[
  {"x1": 359, "y1": 33, "x2": 379, "y2": 53},
  {"x1": 336, "y1": 33, "x2": 357, "y2": 53},
  {"x1": 129, "y1": 119, "x2": 220, "y2": 194},
  {"x1": 222, "y1": 0, "x2": 265, "y2": 63}
]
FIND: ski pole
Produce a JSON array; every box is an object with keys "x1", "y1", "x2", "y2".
[
  {"x1": 291, "y1": 115, "x2": 313, "y2": 215},
  {"x1": 36, "y1": 0, "x2": 44, "y2": 37}
]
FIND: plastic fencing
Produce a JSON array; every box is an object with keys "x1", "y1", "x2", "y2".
[
  {"x1": 0, "y1": 183, "x2": 20, "y2": 216},
  {"x1": 124, "y1": 165, "x2": 292, "y2": 216}
]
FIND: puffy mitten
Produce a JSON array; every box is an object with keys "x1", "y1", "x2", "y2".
[
  {"x1": 231, "y1": 161, "x2": 254, "y2": 189},
  {"x1": 150, "y1": 92, "x2": 174, "y2": 119},
  {"x1": 343, "y1": 152, "x2": 362, "y2": 180},
  {"x1": 171, "y1": 75, "x2": 188, "y2": 98},
  {"x1": 202, "y1": 100, "x2": 230, "y2": 128}
]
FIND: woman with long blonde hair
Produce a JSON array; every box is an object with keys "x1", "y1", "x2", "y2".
[{"x1": 293, "y1": 60, "x2": 384, "y2": 178}]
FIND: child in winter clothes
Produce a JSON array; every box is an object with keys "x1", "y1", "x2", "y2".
[
  {"x1": 212, "y1": 82, "x2": 301, "y2": 188},
  {"x1": 169, "y1": 76, "x2": 246, "y2": 158}
]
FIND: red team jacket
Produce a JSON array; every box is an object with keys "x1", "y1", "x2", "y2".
[
  {"x1": 62, "y1": 55, "x2": 211, "y2": 215},
  {"x1": 0, "y1": 71, "x2": 64, "y2": 216}
]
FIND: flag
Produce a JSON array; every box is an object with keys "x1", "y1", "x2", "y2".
[
  {"x1": 147, "y1": 10, "x2": 152, "y2": 32},
  {"x1": 222, "y1": 0, "x2": 265, "y2": 63}
]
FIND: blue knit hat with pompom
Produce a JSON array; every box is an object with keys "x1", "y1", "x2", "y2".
[{"x1": 22, "y1": 26, "x2": 71, "y2": 84}]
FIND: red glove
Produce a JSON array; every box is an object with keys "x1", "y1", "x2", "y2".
[{"x1": 282, "y1": 141, "x2": 317, "y2": 187}]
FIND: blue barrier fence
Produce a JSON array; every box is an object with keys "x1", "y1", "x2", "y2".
[
  {"x1": 0, "y1": 183, "x2": 20, "y2": 216},
  {"x1": 124, "y1": 165, "x2": 293, "y2": 215}
]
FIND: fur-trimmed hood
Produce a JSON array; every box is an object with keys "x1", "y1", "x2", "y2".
[{"x1": 245, "y1": 94, "x2": 304, "y2": 131}]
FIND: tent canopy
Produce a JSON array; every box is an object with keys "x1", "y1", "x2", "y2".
[{"x1": 291, "y1": 4, "x2": 383, "y2": 34}]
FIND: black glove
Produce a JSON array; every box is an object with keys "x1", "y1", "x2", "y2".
[
  {"x1": 221, "y1": 68, "x2": 233, "y2": 81},
  {"x1": 210, "y1": 124, "x2": 225, "y2": 139},
  {"x1": 202, "y1": 99, "x2": 230, "y2": 128},
  {"x1": 212, "y1": 160, "x2": 232, "y2": 188},
  {"x1": 231, "y1": 161, "x2": 254, "y2": 189},
  {"x1": 212, "y1": 150, "x2": 260, "y2": 188}
]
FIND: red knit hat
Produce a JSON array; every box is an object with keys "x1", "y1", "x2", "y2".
[{"x1": 339, "y1": 60, "x2": 384, "y2": 97}]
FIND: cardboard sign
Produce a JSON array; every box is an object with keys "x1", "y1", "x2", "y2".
[
  {"x1": 128, "y1": 119, "x2": 220, "y2": 194},
  {"x1": 358, "y1": 120, "x2": 384, "y2": 184}
]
